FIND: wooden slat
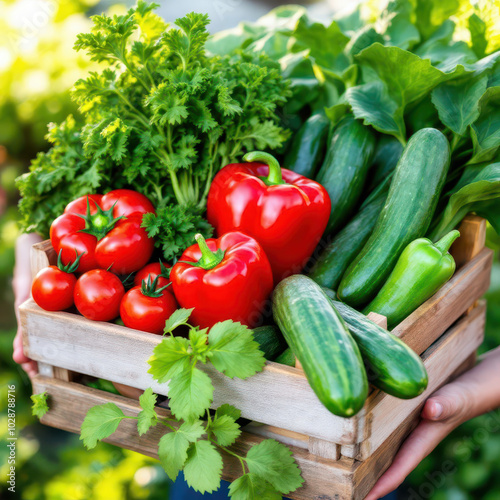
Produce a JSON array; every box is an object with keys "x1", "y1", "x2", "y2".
[
  {"x1": 356, "y1": 302, "x2": 486, "y2": 461},
  {"x1": 450, "y1": 215, "x2": 486, "y2": 268},
  {"x1": 20, "y1": 299, "x2": 364, "y2": 445},
  {"x1": 30, "y1": 240, "x2": 56, "y2": 278},
  {"x1": 366, "y1": 312, "x2": 388, "y2": 329},
  {"x1": 392, "y1": 248, "x2": 492, "y2": 353},
  {"x1": 32, "y1": 376, "x2": 358, "y2": 500}
]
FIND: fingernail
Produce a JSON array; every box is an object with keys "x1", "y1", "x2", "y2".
[{"x1": 432, "y1": 402, "x2": 443, "y2": 419}]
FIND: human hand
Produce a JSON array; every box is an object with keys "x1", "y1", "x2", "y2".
[
  {"x1": 12, "y1": 233, "x2": 43, "y2": 379},
  {"x1": 366, "y1": 348, "x2": 500, "y2": 500}
]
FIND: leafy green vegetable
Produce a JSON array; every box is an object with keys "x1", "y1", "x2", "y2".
[
  {"x1": 79, "y1": 310, "x2": 302, "y2": 497},
  {"x1": 31, "y1": 392, "x2": 49, "y2": 419},
  {"x1": 431, "y1": 75, "x2": 488, "y2": 139},
  {"x1": 17, "y1": 3, "x2": 290, "y2": 260},
  {"x1": 430, "y1": 163, "x2": 500, "y2": 240}
]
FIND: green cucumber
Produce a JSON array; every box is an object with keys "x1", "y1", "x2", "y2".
[
  {"x1": 308, "y1": 176, "x2": 391, "y2": 289},
  {"x1": 338, "y1": 128, "x2": 451, "y2": 308},
  {"x1": 272, "y1": 275, "x2": 368, "y2": 417},
  {"x1": 284, "y1": 112, "x2": 329, "y2": 178},
  {"x1": 252, "y1": 325, "x2": 288, "y2": 361},
  {"x1": 316, "y1": 115, "x2": 376, "y2": 235},
  {"x1": 274, "y1": 348, "x2": 296, "y2": 367},
  {"x1": 322, "y1": 288, "x2": 428, "y2": 399},
  {"x1": 367, "y1": 136, "x2": 404, "y2": 192}
]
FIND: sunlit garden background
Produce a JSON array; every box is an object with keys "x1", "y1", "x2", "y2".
[{"x1": 1, "y1": 0, "x2": 499, "y2": 498}]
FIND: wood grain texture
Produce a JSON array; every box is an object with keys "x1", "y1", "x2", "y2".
[
  {"x1": 30, "y1": 240, "x2": 56, "y2": 278},
  {"x1": 20, "y1": 299, "x2": 364, "y2": 445},
  {"x1": 357, "y1": 302, "x2": 486, "y2": 461},
  {"x1": 450, "y1": 215, "x2": 486, "y2": 268},
  {"x1": 366, "y1": 312, "x2": 388, "y2": 329},
  {"x1": 32, "y1": 376, "x2": 358, "y2": 500},
  {"x1": 392, "y1": 248, "x2": 492, "y2": 354}
]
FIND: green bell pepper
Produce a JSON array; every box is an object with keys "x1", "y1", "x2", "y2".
[{"x1": 363, "y1": 230, "x2": 461, "y2": 329}]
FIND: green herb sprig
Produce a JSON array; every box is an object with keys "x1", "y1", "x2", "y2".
[{"x1": 78, "y1": 309, "x2": 303, "y2": 498}]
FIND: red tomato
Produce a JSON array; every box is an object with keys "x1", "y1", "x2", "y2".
[
  {"x1": 120, "y1": 286, "x2": 178, "y2": 334},
  {"x1": 50, "y1": 189, "x2": 155, "y2": 275},
  {"x1": 32, "y1": 266, "x2": 77, "y2": 311},
  {"x1": 101, "y1": 189, "x2": 155, "y2": 217},
  {"x1": 74, "y1": 269, "x2": 125, "y2": 321},
  {"x1": 134, "y1": 262, "x2": 172, "y2": 288}
]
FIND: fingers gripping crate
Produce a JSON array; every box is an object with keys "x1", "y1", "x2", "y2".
[{"x1": 20, "y1": 216, "x2": 493, "y2": 500}]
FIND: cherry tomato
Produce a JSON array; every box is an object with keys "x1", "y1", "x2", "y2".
[
  {"x1": 50, "y1": 189, "x2": 155, "y2": 275},
  {"x1": 32, "y1": 267, "x2": 77, "y2": 311},
  {"x1": 134, "y1": 261, "x2": 172, "y2": 288},
  {"x1": 120, "y1": 285, "x2": 178, "y2": 334},
  {"x1": 74, "y1": 269, "x2": 125, "y2": 321}
]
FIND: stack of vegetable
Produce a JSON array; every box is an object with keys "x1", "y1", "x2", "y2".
[{"x1": 24, "y1": 1, "x2": 500, "y2": 498}]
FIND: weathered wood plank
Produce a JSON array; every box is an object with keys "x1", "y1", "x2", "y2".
[
  {"x1": 450, "y1": 215, "x2": 486, "y2": 268},
  {"x1": 33, "y1": 376, "x2": 357, "y2": 500},
  {"x1": 358, "y1": 302, "x2": 485, "y2": 461},
  {"x1": 21, "y1": 299, "x2": 363, "y2": 445}
]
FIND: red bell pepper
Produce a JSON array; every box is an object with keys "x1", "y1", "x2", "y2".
[
  {"x1": 170, "y1": 232, "x2": 273, "y2": 328},
  {"x1": 207, "y1": 151, "x2": 331, "y2": 282},
  {"x1": 50, "y1": 189, "x2": 155, "y2": 275}
]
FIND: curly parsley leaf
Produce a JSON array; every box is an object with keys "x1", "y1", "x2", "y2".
[
  {"x1": 183, "y1": 440, "x2": 223, "y2": 494},
  {"x1": 31, "y1": 392, "x2": 49, "y2": 419},
  {"x1": 137, "y1": 388, "x2": 158, "y2": 436},
  {"x1": 229, "y1": 473, "x2": 281, "y2": 500},
  {"x1": 80, "y1": 403, "x2": 125, "y2": 449},
  {"x1": 207, "y1": 320, "x2": 266, "y2": 379},
  {"x1": 245, "y1": 439, "x2": 304, "y2": 494}
]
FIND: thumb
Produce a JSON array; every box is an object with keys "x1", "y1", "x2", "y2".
[{"x1": 422, "y1": 382, "x2": 472, "y2": 424}]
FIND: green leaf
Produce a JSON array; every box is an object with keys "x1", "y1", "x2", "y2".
[
  {"x1": 470, "y1": 87, "x2": 500, "y2": 163},
  {"x1": 430, "y1": 162, "x2": 500, "y2": 240},
  {"x1": 379, "y1": 0, "x2": 420, "y2": 50},
  {"x1": 431, "y1": 74, "x2": 488, "y2": 137},
  {"x1": 229, "y1": 473, "x2": 282, "y2": 500},
  {"x1": 325, "y1": 103, "x2": 350, "y2": 128},
  {"x1": 414, "y1": 0, "x2": 461, "y2": 40},
  {"x1": 164, "y1": 308, "x2": 194, "y2": 334},
  {"x1": 469, "y1": 13, "x2": 488, "y2": 59},
  {"x1": 80, "y1": 403, "x2": 125, "y2": 449},
  {"x1": 178, "y1": 420, "x2": 206, "y2": 442},
  {"x1": 31, "y1": 392, "x2": 49, "y2": 419},
  {"x1": 137, "y1": 388, "x2": 158, "y2": 436},
  {"x1": 183, "y1": 440, "x2": 223, "y2": 494},
  {"x1": 356, "y1": 44, "x2": 456, "y2": 106},
  {"x1": 207, "y1": 320, "x2": 266, "y2": 379},
  {"x1": 158, "y1": 430, "x2": 190, "y2": 481},
  {"x1": 168, "y1": 367, "x2": 214, "y2": 421},
  {"x1": 246, "y1": 439, "x2": 304, "y2": 494},
  {"x1": 215, "y1": 403, "x2": 241, "y2": 422},
  {"x1": 346, "y1": 81, "x2": 405, "y2": 143},
  {"x1": 189, "y1": 327, "x2": 209, "y2": 354},
  {"x1": 148, "y1": 335, "x2": 191, "y2": 384},
  {"x1": 209, "y1": 415, "x2": 241, "y2": 447}
]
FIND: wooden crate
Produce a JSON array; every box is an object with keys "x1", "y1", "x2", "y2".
[{"x1": 20, "y1": 216, "x2": 493, "y2": 499}]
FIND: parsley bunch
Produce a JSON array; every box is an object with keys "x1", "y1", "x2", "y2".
[
  {"x1": 76, "y1": 309, "x2": 304, "y2": 498},
  {"x1": 17, "y1": 2, "x2": 290, "y2": 259}
]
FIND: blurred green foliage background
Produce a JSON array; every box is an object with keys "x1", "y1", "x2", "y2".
[{"x1": 0, "y1": 1, "x2": 499, "y2": 499}]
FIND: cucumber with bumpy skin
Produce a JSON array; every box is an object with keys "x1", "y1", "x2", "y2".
[
  {"x1": 272, "y1": 275, "x2": 368, "y2": 417},
  {"x1": 322, "y1": 288, "x2": 428, "y2": 399},
  {"x1": 309, "y1": 176, "x2": 391, "y2": 289},
  {"x1": 284, "y1": 112, "x2": 329, "y2": 178},
  {"x1": 338, "y1": 128, "x2": 451, "y2": 307},
  {"x1": 316, "y1": 115, "x2": 376, "y2": 235}
]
